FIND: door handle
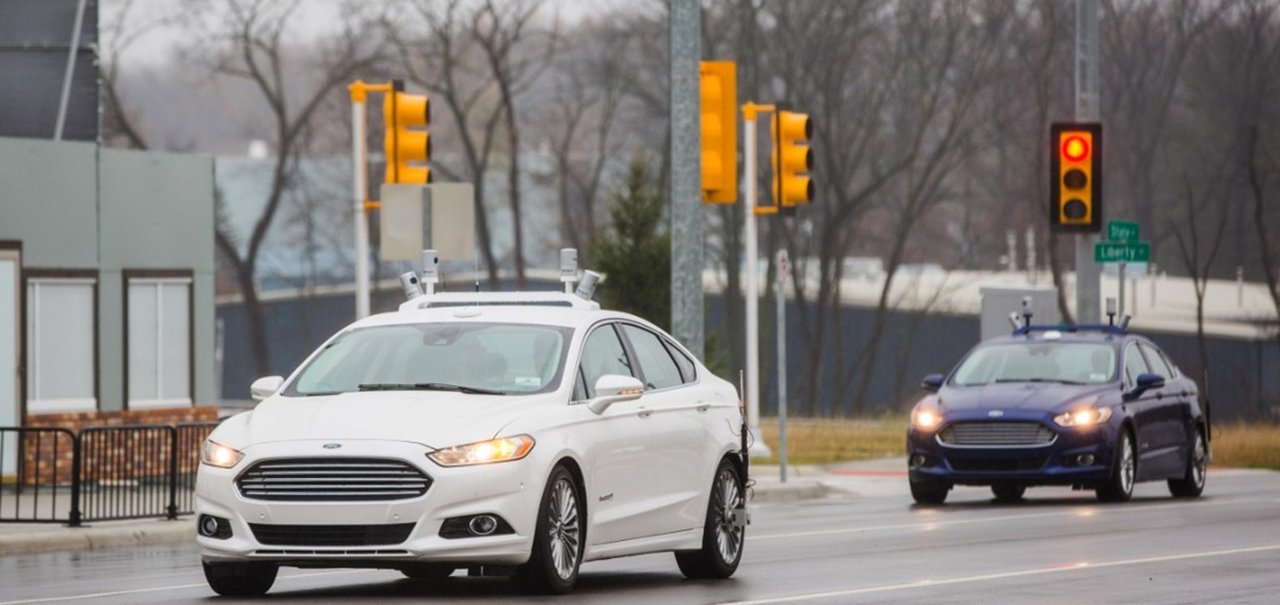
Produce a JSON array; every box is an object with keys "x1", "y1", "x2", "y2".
[
  {"x1": 637, "y1": 407, "x2": 653, "y2": 418},
  {"x1": 696, "y1": 404, "x2": 710, "y2": 413}
]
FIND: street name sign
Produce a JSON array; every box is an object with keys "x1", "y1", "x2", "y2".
[
  {"x1": 1094, "y1": 241, "x2": 1150, "y2": 263},
  {"x1": 1107, "y1": 220, "x2": 1139, "y2": 243}
]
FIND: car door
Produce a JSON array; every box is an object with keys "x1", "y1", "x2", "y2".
[
  {"x1": 617, "y1": 323, "x2": 707, "y2": 535},
  {"x1": 1123, "y1": 342, "x2": 1165, "y2": 480},
  {"x1": 572, "y1": 322, "x2": 657, "y2": 545},
  {"x1": 1140, "y1": 342, "x2": 1189, "y2": 477}
]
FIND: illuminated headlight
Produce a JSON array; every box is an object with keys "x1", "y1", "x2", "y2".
[
  {"x1": 201, "y1": 440, "x2": 245, "y2": 468},
  {"x1": 912, "y1": 408, "x2": 942, "y2": 431},
  {"x1": 428, "y1": 435, "x2": 535, "y2": 467},
  {"x1": 1054, "y1": 407, "x2": 1113, "y2": 428}
]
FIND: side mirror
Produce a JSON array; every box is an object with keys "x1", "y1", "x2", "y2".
[
  {"x1": 250, "y1": 376, "x2": 285, "y2": 402},
  {"x1": 921, "y1": 374, "x2": 945, "y2": 392},
  {"x1": 1126, "y1": 373, "x2": 1166, "y2": 399},
  {"x1": 586, "y1": 374, "x2": 644, "y2": 415}
]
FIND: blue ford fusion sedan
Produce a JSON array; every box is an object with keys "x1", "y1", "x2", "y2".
[{"x1": 907, "y1": 324, "x2": 1209, "y2": 505}]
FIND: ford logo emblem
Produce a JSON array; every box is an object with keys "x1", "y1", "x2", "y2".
[
  {"x1": 988, "y1": 410, "x2": 1005, "y2": 418},
  {"x1": 323, "y1": 443, "x2": 342, "y2": 449}
]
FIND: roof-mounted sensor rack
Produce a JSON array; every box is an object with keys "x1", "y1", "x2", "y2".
[{"x1": 395, "y1": 248, "x2": 604, "y2": 312}]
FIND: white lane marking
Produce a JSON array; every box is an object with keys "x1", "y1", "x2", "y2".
[
  {"x1": 0, "y1": 569, "x2": 378, "y2": 605},
  {"x1": 748, "y1": 497, "x2": 1255, "y2": 542},
  {"x1": 718, "y1": 543, "x2": 1280, "y2": 605}
]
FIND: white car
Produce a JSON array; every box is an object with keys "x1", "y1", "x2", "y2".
[{"x1": 195, "y1": 291, "x2": 746, "y2": 596}]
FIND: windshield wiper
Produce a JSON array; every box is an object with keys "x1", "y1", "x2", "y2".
[
  {"x1": 358, "y1": 382, "x2": 507, "y2": 395},
  {"x1": 993, "y1": 378, "x2": 1087, "y2": 386}
]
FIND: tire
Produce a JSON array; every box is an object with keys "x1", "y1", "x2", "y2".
[
  {"x1": 1096, "y1": 429, "x2": 1136, "y2": 503},
  {"x1": 1168, "y1": 429, "x2": 1207, "y2": 498},
  {"x1": 401, "y1": 563, "x2": 456, "y2": 581},
  {"x1": 991, "y1": 483, "x2": 1026, "y2": 502},
  {"x1": 202, "y1": 561, "x2": 277, "y2": 597},
  {"x1": 513, "y1": 465, "x2": 584, "y2": 595},
  {"x1": 675, "y1": 458, "x2": 746, "y2": 580},
  {"x1": 910, "y1": 479, "x2": 949, "y2": 505}
]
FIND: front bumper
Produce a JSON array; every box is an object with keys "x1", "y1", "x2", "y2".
[
  {"x1": 907, "y1": 413, "x2": 1120, "y2": 487},
  {"x1": 195, "y1": 440, "x2": 540, "y2": 566}
]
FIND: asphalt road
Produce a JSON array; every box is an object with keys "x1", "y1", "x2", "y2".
[{"x1": 2, "y1": 469, "x2": 1278, "y2": 605}]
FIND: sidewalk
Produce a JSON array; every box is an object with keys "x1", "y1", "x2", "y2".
[{"x1": 0, "y1": 459, "x2": 908, "y2": 557}]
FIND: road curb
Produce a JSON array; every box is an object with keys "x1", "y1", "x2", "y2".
[
  {"x1": 749, "y1": 480, "x2": 842, "y2": 503},
  {"x1": 0, "y1": 519, "x2": 194, "y2": 557}
]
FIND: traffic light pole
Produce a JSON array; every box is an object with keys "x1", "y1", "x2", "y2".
[
  {"x1": 1074, "y1": 0, "x2": 1102, "y2": 323},
  {"x1": 352, "y1": 94, "x2": 371, "y2": 320},
  {"x1": 743, "y1": 103, "x2": 775, "y2": 458}
]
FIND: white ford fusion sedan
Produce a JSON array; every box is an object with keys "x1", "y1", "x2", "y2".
[{"x1": 196, "y1": 291, "x2": 746, "y2": 596}]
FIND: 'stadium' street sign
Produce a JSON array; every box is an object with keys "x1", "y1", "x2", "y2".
[
  {"x1": 1107, "y1": 220, "x2": 1139, "y2": 243},
  {"x1": 1095, "y1": 241, "x2": 1150, "y2": 263}
]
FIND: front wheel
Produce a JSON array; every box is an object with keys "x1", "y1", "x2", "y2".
[
  {"x1": 1168, "y1": 430, "x2": 1207, "y2": 498},
  {"x1": 513, "y1": 466, "x2": 584, "y2": 595},
  {"x1": 1097, "y1": 430, "x2": 1136, "y2": 503},
  {"x1": 910, "y1": 479, "x2": 949, "y2": 505},
  {"x1": 675, "y1": 458, "x2": 746, "y2": 579},
  {"x1": 203, "y1": 561, "x2": 277, "y2": 597}
]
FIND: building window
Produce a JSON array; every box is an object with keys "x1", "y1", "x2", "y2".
[
  {"x1": 127, "y1": 274, "x2": 192, "y2": 409},
  {"x1": 26, "y1": 276, "x2": 97, "y2": 413}
]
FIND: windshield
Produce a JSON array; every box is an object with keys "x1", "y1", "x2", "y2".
[
  {"x1": 285, "y1": 322, "x2": 573, "y2": 396},
  {"x1": 951, "y1": 343, "x2": 1117, "y2": 387}
]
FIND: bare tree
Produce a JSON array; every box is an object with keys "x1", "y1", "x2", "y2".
[
  {"x1": 100, "y1": 0, "x2": 178, "y2": 150},
  {"x1": 181, "y1": 0, "x2": 385, "y2": 376}
]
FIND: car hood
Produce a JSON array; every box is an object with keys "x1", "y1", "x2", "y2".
[
  {"x1": 236, "y1": 391, "x2": 541, "y2": 450},
  {"x1": 938, "y1": 382, "x2": 1113, "y2": 413}
]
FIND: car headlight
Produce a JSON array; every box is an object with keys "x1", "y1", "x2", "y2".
[
  {"x1": 428, "y1": 435, "x2": 535, "y2": 467},
  {"x1": 912, "y1": 407, "x2": 942, "y2": 431},
  {"x1": 1054, "y1": 406, "x2": 1112, "y2": 428},
  {"x1": 201, "y1": 440, "x2": 245, "y2": 468}
]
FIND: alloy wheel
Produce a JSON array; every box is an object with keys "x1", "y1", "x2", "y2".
[
  {"x1": 714, "y1": 468, "x2": 744, "y2": 564},
  {"x1": 546, "y1": 477, "x2": 580, "y2": 581}
]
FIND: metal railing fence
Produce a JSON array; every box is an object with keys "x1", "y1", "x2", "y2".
[{"x1": 0, "y1": 422, "x2": 218, "y2": 526}]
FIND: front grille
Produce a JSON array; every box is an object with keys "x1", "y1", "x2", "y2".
[
  {"x1": 249, "y1": 523, "x2": 416, "y2": 546},
  {"x1": 947, "y1": 457, "x2": 1047, "y2": 472},
  {"x1": 938, "y1": 422, "x2": 1056, "y2": 447},
  {"x1": 236, "y1": 458, "x2": 431, "y2": 501}
]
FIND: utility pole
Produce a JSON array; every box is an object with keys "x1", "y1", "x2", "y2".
[
  {"x1": 742, "y1": 102, "x2": 774, "y2": 458},
  {"x1": 1075, "y1": 0, "x2": 1102, "y2": 323},
  {"x1": 670, "y1": 0, "x2": 704, "y2": 359}
]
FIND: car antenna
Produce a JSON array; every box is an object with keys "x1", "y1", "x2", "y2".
[{"x1": 1106, "y1": 297, "x2": 1117, "y2": 326}]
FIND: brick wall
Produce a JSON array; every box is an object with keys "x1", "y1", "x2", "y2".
[{"x1": 15, "y1": 406, "x2": 219, "y2": 486}]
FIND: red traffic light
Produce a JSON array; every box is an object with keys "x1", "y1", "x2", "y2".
[{"x1": 1062, "y1": 135, "x2": 1090, "y2": 162}]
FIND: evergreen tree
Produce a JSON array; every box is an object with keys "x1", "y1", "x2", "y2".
[{"x1": 591, "y1": 158, "x2": 671, "y2": 331}]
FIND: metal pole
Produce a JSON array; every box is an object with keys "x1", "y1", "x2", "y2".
[
  {"x1": 353, "y1": 99, "x2": 371, "y2": 319},
  {"x1": 669, "y1": 0, "x2": 704, "y2": 359},
  {"x1": 1118, "y1": 262, "x2": 1126, "y2": 318},
  {"x1": 53, "y1": 0, "x2": 89, "y2": 140},
  {"x1": 1074, "y1": 0, "x2": 1102, "y2": 324},
  {"x1": 743, "y1": 111, "x2": 770, "y2": 458},
  {"x1": 776, "y1": 263, "x2": 788, "y2": 483}
]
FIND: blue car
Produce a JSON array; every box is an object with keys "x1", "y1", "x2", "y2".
[{"x1": 907, "y1": 324, "x2": 1209, "y2": 505}]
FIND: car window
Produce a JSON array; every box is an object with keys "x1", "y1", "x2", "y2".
[
  {"x1": 577, "y1": 324, "x2": 634, "y2": 399},
  {"x1": 1159, "y1": 350, "x2": 1181, "y2": 379},
  {"x1": 286, "y1": 322, "x2": 573, "y2": 396},
  {"x1": 950, "y1": 343, "x2": 1116, "y2": 386},
  {"x1": 621, "y1": 324, "x2": 684, "y2": 390},
  {"x1": 662, "y1": 338, "x2": 697, "y2": 384},
  {"x1": 1139, "y1": 343, "x2": 1171, "y2": 378},
  {"x1": 1124, "y1": 343, "x2": 1150, "y2": 389}
]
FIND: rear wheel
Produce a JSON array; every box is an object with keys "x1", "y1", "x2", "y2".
[
  {"x1": 1096, "y1": 430, "x2": 1136, "y2": 503},
  {"x1": 675, "y1": 459, "x2": 746, "y2": 579},
  {"x1": 910, "y1": 479, "x2": 949, "y2": 505},
  {"x1": 991, "y1": 483, "x2": 1026, "y2": 502},
  {"x1": 203, "y1": 561, "x2": 277, "y2": 597},
  {"x1": 1168, "y1": 429, "x2": 1207, "y2": 498},
  {"x1": 513, "y1": 466, "x2": 583, "y2": 594}
]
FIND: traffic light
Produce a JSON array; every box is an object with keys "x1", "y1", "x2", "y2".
[
  {"x1": 1050, "y1": 122, "x2": 1102, "y2": 232},
  {"x1": 384, "y1": 80, "x2": 430, "y2": 184},
  {"x1": 700, "y1": 61, "x2": 737, "y2": 204},
  {"x1": 772, "y1": 110, "x2": 813, "y2": 207}
]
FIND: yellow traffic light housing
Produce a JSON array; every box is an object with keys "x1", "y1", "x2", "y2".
[
  {"x1": 700, "y1": 61, "x2": 737, "y2": 204},
  {"x1": 384, "y1": 80, "x2": 430, "y2": 185},
  {"x1": 772, "y1": 110, "x2": 813, "y2": 207},
  {"x1": 1050, "y1": 122, "x2": 1102, "y2": 232}
]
